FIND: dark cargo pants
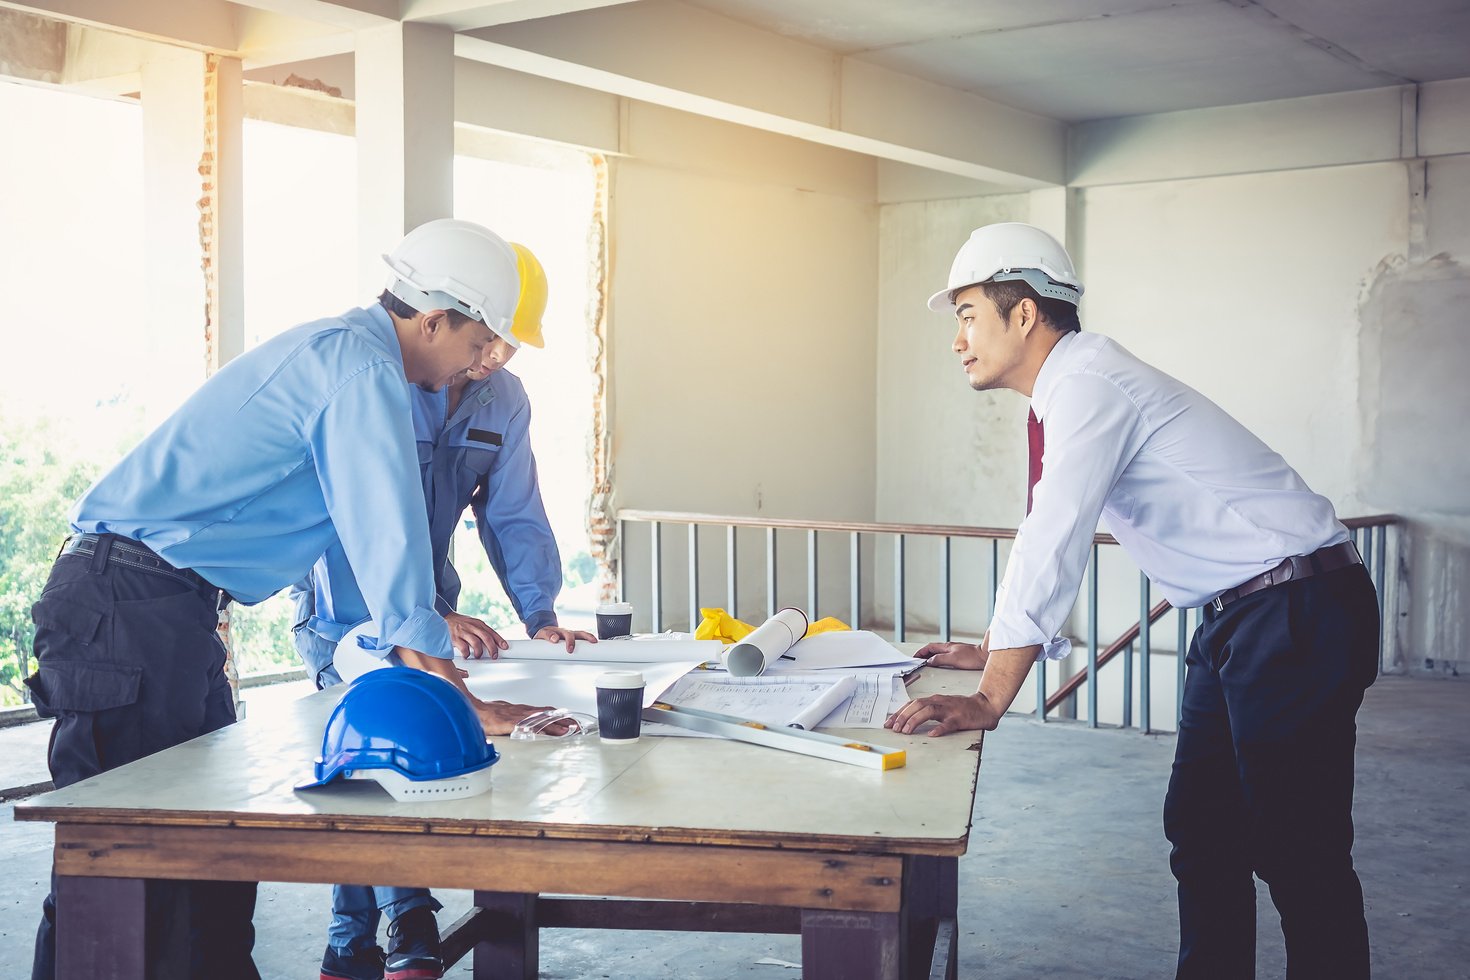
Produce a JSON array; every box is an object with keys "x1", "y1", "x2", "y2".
[{"x1": 25, "y1": 535, "x2": 259, "y2": 980}]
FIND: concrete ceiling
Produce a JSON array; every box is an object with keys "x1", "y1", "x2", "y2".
[{"x1": 687, "y1": 0, "x2": 1470, "y2": 121}]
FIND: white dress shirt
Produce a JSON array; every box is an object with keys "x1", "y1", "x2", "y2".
[{"x1": 988, "y1": 331, "x2": 1347, "y2": 660}]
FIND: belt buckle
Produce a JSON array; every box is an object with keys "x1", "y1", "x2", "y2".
[{"x1": 1211, "y1": 596, "x2": 1225, "y2": 613}]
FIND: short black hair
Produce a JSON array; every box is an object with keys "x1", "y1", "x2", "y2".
[
  {"x1": 975, "y1": 280, "x2": 1080, "y2": 334},
  {"x1": 377, "y1": 289, "x2": 475, "y2": 327}
]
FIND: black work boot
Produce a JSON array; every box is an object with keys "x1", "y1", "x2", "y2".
[{"x1": 384, "y1": 906, "x2": 443, "y2": 980}]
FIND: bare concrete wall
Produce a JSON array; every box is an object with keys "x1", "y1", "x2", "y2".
[
  {"x1": 609, "y1": 102, "x2": 879, "y2": 630},
  {"x1": 1358, "y1": 154, "x2": 1470, "y2": 672}
]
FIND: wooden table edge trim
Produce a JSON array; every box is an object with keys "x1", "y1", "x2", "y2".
[
  {"x1": 53, "y1": 822, "x2": 911, "y2": 913},
  {"x1": 21, "y1": 806, "x2": 971, "y2": 856}
]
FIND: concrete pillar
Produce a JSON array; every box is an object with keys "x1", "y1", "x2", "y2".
[
  {"x1": 141, "y1": 46, "x2": 208, "y2": 417},
  {"x1": 208, "y1": 54, "x2": 246, "y2": 370},
  {"x1": 354, "y1": 22, "x2": 455, "y2": 296}
]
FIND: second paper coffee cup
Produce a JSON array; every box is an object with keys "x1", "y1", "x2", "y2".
[
  {"x1": 595, "y1": 601, "x2": 634, "y2": 639},
  {"x1": 596, "y1": 670, "x2": 645, "y2": 743}
]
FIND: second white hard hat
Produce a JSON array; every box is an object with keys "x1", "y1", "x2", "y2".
[
  {"x1": 383, "y1": 218, "x2": 521, "y2": 340},
  {"x1": 926, "y1": 222, "x2": 1084, "y2": 313}
]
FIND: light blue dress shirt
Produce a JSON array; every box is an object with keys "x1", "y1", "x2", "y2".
[{"x1": 72, "y1": 305, "x2": 453, "y2": 660}]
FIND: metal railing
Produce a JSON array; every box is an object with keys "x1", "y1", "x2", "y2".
[{"x1": 617, "y1": 510, "x2": 1401, "y2": 733}]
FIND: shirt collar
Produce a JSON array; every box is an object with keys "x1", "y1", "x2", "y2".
[
  {"x1": 357, "y1": 303, "x2": 407, "y2": 369},
  {"x1": 1029, "y1": 330, "x2": 1077, "y2": 422}
]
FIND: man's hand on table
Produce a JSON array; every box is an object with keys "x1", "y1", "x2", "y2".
[
  {"x1": 396, "y1": 646, "x2": 572, "y2": 736},
  {"x1": 885, "y1": 641, "x2": 1036, "y2": 737},
  {"x1": 534, "y1": 625, "x2": 598, "y2": 653},
  {"x1": 885, "y1": 692, "x2": 1002, "y2": 737},
  {"x1": 475, "y1": 699, "x2": 570, "y2": 736},
  {"x1": 448, "y1": 612, "x2": 509, "y2": 660},
  {"x1": 914, "y1": 641, "x2": 988, "y2": 670}
]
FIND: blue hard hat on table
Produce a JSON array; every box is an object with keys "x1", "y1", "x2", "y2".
[{"x1": 296, "y1": 667, "x2": 499, "y2": 802}]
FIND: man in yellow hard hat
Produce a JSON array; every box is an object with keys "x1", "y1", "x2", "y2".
[{"x1": 294, "y1": 242, "x2": 595, "y2": 980}]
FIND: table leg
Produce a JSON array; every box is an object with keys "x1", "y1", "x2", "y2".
[
  {"x1": 472, "y1": 890, "x2": 539, "y2": 980},
  {"x1": 903, "y1": 855, "x2": 959, "y2": 980},
  {"x1": 55, "y1": 875, "x2": 146, "y2": 980},
  {"x1": 801, "y1": 908, "x2": 903, "y2": 980}
]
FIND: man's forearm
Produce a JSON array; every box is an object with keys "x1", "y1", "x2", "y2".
[
  {"x1": 396, "y1": 645, "x2": 482, "y2": 706},
  {"x1": 974, "y1": 645, "x2": 1042, "y2": 722}
]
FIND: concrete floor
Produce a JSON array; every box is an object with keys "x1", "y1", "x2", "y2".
[{"x1": 1, "y1": 674, "x2": 1466, "y2": 978}]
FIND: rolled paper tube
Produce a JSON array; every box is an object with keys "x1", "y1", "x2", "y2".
[{"x1": 723, "y1": 607, "x2": 810, "y2": 676}]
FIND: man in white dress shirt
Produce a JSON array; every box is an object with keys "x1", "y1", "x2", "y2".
[{"x1": 886, "y1": 223, "x2": 1378, "y2": 979}]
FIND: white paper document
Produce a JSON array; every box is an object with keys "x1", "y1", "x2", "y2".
[
  {"x1": 490, "y1": 638, "x2": 722, "y2": 664},
  {"x1": 459, "y1": 659, "x2": 702, "y2": 716},
  {"x1": 783, "y1": 630, "x2": 922, "y2": 670},
  {"x1": 652, "y1": 674, "x2": 858, "y2": 734}
]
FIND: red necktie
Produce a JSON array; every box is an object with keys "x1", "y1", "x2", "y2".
[{"x1": 1026, "y1": 408, "x2": 1044, "y2": 515}]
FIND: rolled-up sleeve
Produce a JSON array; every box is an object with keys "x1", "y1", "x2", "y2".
[
  {"x1": 307, "y1": 364, "x2": 454, "y2": 660},
  {"x1": 987, "y1": 374, "x2": 1145, "y2": 660}
]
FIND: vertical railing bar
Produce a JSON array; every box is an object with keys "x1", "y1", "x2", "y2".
[
  {"x1": 940, "y1": 536, "x2": 952, "y2": 642},
  {"x1": 688, "y1": 523, "x2": 699, "y2": 632},
  {"x1": 988, "y1": 539, "x2": 999, "y2": 622},
  {"x1": 807, "y1": 529, "x2": 818, "y2": 620},
  {"x1": 893, "y1": 534, "x2": 906, "y2": 643},
  {"x1": 1177, "y1": 604, "x2": 1188, "y2": 728},
  {"x1": 1088, "y1": 544, "x2": 1099, "y2": 729},
  {"x1": 726, "y1": 525, "x2": 737, "y2": 618},
  {"x1": 1375, "y1": 523, "x2": 1387, "y2": 672},
  {"x1": 1361, "y1": 524, "x2": 1374, "y2": 594},
  {"x1": 650, "y1": 521, "x2": 662, "y2": 633},
  {"x1": 1140, "y1": 572, "x2": 1152, "y2": 735},
  {"x1": 1035, "y1": 658, "x2": 1047, "y2": 722},
  {"x1": 1122, "y1": 641, "x2": 1134, "y2": 729},
  {"x1": 766, "y1": 526, "x2": 777, "y2": 619},
  {"x1": 850, "y1": 532, "x2": 861, "y2": 630},
  {"x1": 617, "y1": 518, "x2": 626, "y2": 602}
]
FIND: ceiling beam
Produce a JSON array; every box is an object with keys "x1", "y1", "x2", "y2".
[
  {"x1": 227, "y1": 0, "x2": 396, "y2": 31},
  {"x1": 402, "y1": 0, "x2": 637, "y2": 31},
  {"x1": 462, "y1": 0, "x2": 1065, "y2": 187},
  {"x1": 0, "y1": 0, "x2": 239, "y2": 52}
]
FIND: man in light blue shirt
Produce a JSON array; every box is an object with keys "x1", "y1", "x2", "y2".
[
  {"x1": 293, "y1": 242, "x2": 592, "y2": 980},
  {"x1": 24, "y1": 219, "x2": 552, "y2": 980}
]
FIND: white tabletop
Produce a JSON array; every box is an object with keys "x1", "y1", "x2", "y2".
[{"x1": 18, "y1": 650, "x2": 984, "y2": 856}]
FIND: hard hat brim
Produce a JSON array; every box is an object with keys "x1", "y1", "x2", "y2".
[{"x1": 927, "y1": 286, "x2": 959, "y2": 313}]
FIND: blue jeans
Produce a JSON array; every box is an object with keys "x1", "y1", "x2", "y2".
[
  {"x1": 296, "y1": 626, "x2": 441, "y2": 951},
  {"x1": 328, "y1": 887, "x2": 441, "y2": 953}
]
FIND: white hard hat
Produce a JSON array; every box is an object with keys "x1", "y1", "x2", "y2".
[
  {"x1": 383, "y1": 218, "x2": 522, "y2": 343},
  {"x1": 926, "y1": 222, "x2": 1083, "y2": 313}
]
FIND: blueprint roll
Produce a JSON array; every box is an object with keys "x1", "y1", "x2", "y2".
[{"x1": 724, "y1": 607, "x2": 809, "y2": 677}]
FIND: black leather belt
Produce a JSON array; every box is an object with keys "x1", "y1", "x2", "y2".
[
  {"x1": 60, "y1": 533, "x2": 227, "y2": 604},
  {"x1": 1210, "y1": 540, "x2": 1362, "y2": 612}
]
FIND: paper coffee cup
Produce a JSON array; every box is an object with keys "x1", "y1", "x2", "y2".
[
  {"x1": 596, "y1": 670, "x2": 644, "y2": 743},
  {"x1": 595, "y1": 602, "x2": 634, "y2": 640}
]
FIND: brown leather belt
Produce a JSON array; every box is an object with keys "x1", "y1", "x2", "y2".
[{"x1": 1209, "y1": 540, "x2": 1362, "y2": 613}]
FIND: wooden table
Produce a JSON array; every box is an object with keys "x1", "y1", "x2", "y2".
[{"x1": 16, "y1": 655, "x2": 983, "y2": 979}]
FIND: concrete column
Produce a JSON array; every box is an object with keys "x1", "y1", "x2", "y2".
[
  {"x1": 141, "y1": 46, "x2": 208, "y2": 417},
  {"x1": 354, "y1": 22, "x2": 455, "y2": 296},
  {"x1": 209, "y1": 54, "x2": 246, "y2": 370}
]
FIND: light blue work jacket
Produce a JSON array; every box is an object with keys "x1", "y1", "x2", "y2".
[
  {"x1": 293, "y1": 368, "x2": 560, "y2": 678},
  {"x1": 72, "y1": 305, "x2": 453, "y2": 660},
  {"x1": 412, "y1": 368, "x2": 561, "y2": 636}
]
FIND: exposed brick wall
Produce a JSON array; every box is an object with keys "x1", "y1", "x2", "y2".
[
  {"x1": 198, "y1": 54, "x2": 240, "y2": 702},
  {"x1": 585, "y1": 155, "x2": 619, "y2": 603}
]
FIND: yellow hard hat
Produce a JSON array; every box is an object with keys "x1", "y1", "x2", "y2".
[{"x1": 509, "y1": 243, "x2": 547, "y2": 349}]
